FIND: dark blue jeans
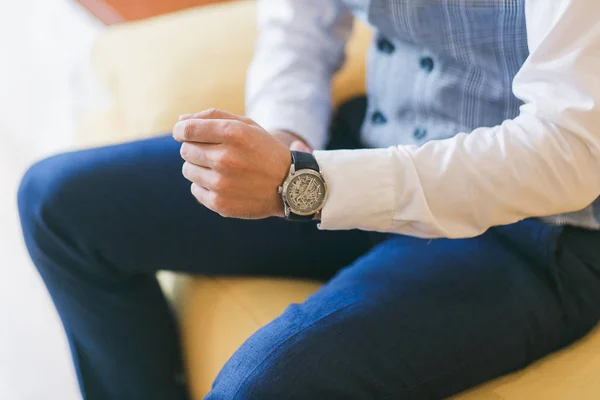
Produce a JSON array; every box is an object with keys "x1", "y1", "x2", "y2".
[{"x1": 18, "y1": 100, "x2": 600, "y2": 399}]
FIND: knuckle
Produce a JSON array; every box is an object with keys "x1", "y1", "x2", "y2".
[
  {"x1": 221, "y1": 121, "x2": 233, "y2": 137},
  {"x1": 217, "y1": 205, "x2": 233, "y2": 218},
  {"x1": 181, "y1": 162, "x2": 192, "y2": 179},
  {"x1": 204, "y1": 107, "x2": 219, "y2": 116},
  {"x1": 241, "y1": 115, "x2": 254, "y2": 125},
  {"x1": 219, "y1": 211, "x2": 232, "y2": 219},
  {"x1": 190, "y1": 183, "x2": 201, "y2": 198},
  {"x1": 211, "y1": 175, "x2": 226, "y2": 191},
  {"x1": 208, "y1": 193, "x2": 235, "y2": 218},
  {"x1": 197, "y1": 108, "x2": 220, "y2": 120},
  {"x1": 216, "y1": 151, "x2": 235, "y2": 170},
  {"x1": 222, "y1": 120, "x2": 242, "y2": 140},
  {"x1": 179, "y1": 143, "x2": 190, "y2": 159},
  {"x1": 209, "y1": 192, "x2": 224, "y2": 210},
  {"x1": 182, "y1": 121, "x2": 195, "y2": 141}
]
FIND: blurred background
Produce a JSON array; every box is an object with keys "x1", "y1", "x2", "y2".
[
  {"x1": 0, "y1": 1, "x2": 101, "y2": 399},
  {"x1": 0, "y1": 1, "x2": 226, "y2": 398}
]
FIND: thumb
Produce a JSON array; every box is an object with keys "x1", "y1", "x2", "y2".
[{"x1": 289, "y1": 140, "x2": 312, "y2": 153}]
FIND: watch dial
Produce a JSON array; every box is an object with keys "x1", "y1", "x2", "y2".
[{"x1": 286, "y1": 173, "x2": 326, "y2": 214}]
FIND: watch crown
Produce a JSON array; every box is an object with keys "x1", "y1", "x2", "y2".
[{"x1": 278, "y1": 186, "x2": 283, "y2": 194}]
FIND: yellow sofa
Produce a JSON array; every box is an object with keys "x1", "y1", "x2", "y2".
[{"x1": 83, "y1": 1, "x2": 600, "y2": 398}]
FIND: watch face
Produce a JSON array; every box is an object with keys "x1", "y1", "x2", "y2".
[{"x1": 286, "y1": 171, "x2": 326, "y2": 215}]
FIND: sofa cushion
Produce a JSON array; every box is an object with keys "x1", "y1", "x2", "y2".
[
  {"x1": 179, "y1": 277, "x2": 323, "y2": 399},
  {"x1": 181, "y1": 276, "x2": 600, "y2": 400}
]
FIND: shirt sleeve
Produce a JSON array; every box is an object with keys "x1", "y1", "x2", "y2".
[
  {"x1": 314, "y1": 0, "x2": 600, "y2": 238},
  {"x1": 246, "y1": 0, "x2": 353, "y2": 150}
]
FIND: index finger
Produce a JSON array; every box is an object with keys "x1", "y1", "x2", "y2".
[
  {"x1": 178, "y1": 108, "x2": 256, "y2": 126},
  {"x1": 173, "y1": 119, "x2": 229, "y2": 144}
]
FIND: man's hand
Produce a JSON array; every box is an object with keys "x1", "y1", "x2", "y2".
[{"x1": 174, "y1": 109, "x2": 294, "y2": 219}]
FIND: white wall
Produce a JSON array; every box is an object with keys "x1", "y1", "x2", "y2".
[{"x1": 0, "y1": 1, "x2": 103, "y2": 399}]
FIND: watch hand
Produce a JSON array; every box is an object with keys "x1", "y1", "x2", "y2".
[
  {"x1": 296, "y1": 182, "x2": 311, "y2": 199},
  {"x1": 296, "y1": 182, "x2": 318, "y2": 205}
]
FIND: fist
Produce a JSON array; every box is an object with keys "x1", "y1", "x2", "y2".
[{"x1": 174, "y1": 109, "x2": 292, "y2": 219}]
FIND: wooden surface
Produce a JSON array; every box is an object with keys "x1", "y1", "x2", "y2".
[{"x1": 76, "y1": 0, "x2": 231, "y2": 24}]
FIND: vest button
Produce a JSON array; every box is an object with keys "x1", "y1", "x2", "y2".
[
  {"x1": 371, "y1": 111, "x2": 388, "y2": 125},
  {"x1": 420, "y1": 57, "x2": 434, "y2": 72},
  {"x1": 414, "y1": 128, "x2": 428, "y2": 140},
  {"x1": 376, "y1": 36, "x2": 395, "y2": 54}
]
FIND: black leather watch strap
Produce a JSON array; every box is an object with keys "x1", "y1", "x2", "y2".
[
  {"x1": 287, "y1": 151, "x2": 321, "y2": 222},
  {"x1": 287, "y1": 213, "x2": 315, "y2": 222},
  {"x1": 291, "y1": 151, "x2": 320, "y2": 172}
]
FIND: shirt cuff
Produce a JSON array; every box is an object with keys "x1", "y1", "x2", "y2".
[{"x1": 314, "y1": 148, "x2": 398, "y2": 232}]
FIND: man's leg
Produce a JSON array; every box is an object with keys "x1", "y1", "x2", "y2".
[
  {"x1": 17, "y1": 136, "x2": 373, "y2": 399},
  {"x1": 207, "y1": 220, "x2": 600, "y2": 399}
]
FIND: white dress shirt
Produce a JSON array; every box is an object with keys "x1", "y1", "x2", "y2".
[{"x1": 247, "y1": 0, "x2": 600, "y2": 238}]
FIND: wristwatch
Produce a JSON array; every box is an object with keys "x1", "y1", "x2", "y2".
[{"x1": 278, "y1": 151, "x2": 327, "y2": 221}]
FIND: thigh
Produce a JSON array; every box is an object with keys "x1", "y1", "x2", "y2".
[
  {"x1": 209, "y1": 220, "x2": 600, "y2": 399},
  {"x1": 20, "y1": 135, "x2": 372, "y2": 279}
]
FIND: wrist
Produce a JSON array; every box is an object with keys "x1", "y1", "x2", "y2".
[
  {"x1": 272, "y1": 148, "x2": 292, "y2": 218},
  {"x1": 312, "y1": 210, "x2": 322, "y2": 221},
  {"x1": 271, "y1": 130, "x2": 311, "y2": 149}
]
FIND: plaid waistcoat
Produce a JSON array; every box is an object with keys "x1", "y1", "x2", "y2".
[{"x1": 345, "y1": 0, "x2": 600, "y2": 229}]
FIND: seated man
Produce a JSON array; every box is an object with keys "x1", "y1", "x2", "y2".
[{"x1": 17, "y1": 0, "x2": 600, "y2": 399}]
